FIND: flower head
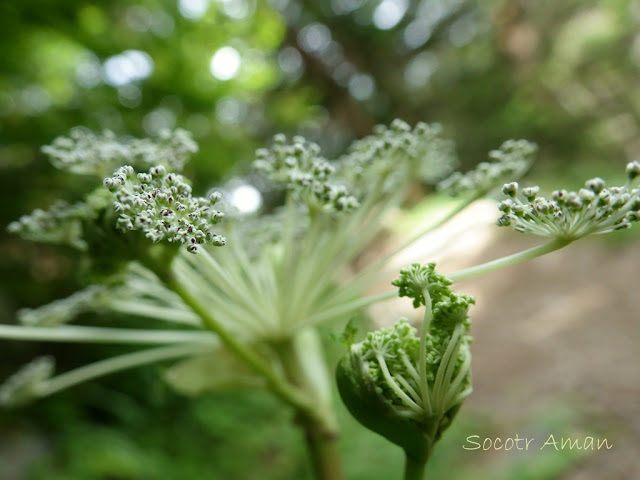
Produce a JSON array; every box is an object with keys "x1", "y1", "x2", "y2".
[
  {"x1": 105, "y1": 165, "x2": 225, "y2": 253},
  {"x1": 392, "y1": 262, "x2": 452, "y2": 308},
  {"x1": 496, "y1": 163, "x2": 640, "y2": 241},
  {"x1": 0, "y1": 357, "x2": 54, "y2": 407},
  {"x1": 17, "y1": 285, "x2": 107, "y2": 327},
  {"x1": 8, "y1": 200, "x2": 91, "y2": 250},
  {"x1": 439, "y1": 139, "x2": 536, "y2": 196},
  {"x1": 338, "y1": 120, "x2": 456, "y2": 193},
  {"x1": 254, "y1": 134, "x2": 358, "y2": 214},
  {"x1": 42, "y1": 127, "x2": 197, "y2": 177}
]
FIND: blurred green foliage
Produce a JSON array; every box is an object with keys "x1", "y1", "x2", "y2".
[{"x1": 1, "y1": 0, "x2": 639, "y2": 478}]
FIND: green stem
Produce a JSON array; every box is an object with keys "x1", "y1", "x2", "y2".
[
  {"x1": 152, "y1": 265, "x2": 323, "y2": 425},
  {"x1": 274, "y1": 334, "x2": 344, "y2": 480},
  {"x1": 0, "y1": 324, "x2": 216, "y2": 345},
  {"x1": 304, "y1": 290, "x2": 396, "y2": 327},
  {"x1": 404, "y1": 454, "x2": 427, "y2": 480},
  {"x1": 109, "y1": 300, "x2": 201, "y2": 325},
  {"x1": 418, "y1": 288, "x2": 433, "y2": 415},
  {"x1": 37, "y1": 343, "x2": 210, "y2": 397},
  {"x1": 447, "y1": 238, "x2": 570, "y2": 283},
  {"x1": 304, "y1": 425, "x2": 344, "y2": 480}
]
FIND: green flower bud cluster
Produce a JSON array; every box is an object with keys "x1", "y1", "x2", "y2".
[
  {"x1": 338, "y1": 119, "x2": 456, "y2": 192},
  {"x1": 18, "y1": 285, "x2": 107, "y2": 327},
  {"x1": 438, "y1": 139, "x2": 536, "y2": 196},
  {"x1": 254, "y1": 134, "x2": 359, "y2": 213},
  {"x1": 104, "y1": 165, "x2": 226, "y2": 253},
  {"x1": 7, "y1": 199, "x2": 92, "y2": 250},
  {"x1": 0, "y1": 356, "x2": 54, "y2": 407},
  {"x1": 42, "y1": 127, "x2": 197, "y2": 177},
  {"x1": 392, "y1": 263, "x2": 475, "y2": 325},
  {"x1": 392, "y1": 262, "x2": 447, "y2": 308},
  {"x1": 337, "y1": 263, "x2": 474, "y2": 462},
  {"x1": 496, "y1": 162, "x2": 640, "y2": 241},
  {"x1": 356, "y1": 316, "x2": 472, "y2": 417}
]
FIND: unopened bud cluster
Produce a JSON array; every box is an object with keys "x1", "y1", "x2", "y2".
[
  {"x1": 439, "y1": 139, "x2": 536, "y2": 196},
  {"x1": 0, "y1": 357, "x2": 54, "y2": 407},
  {"x1": 42, "y1": 128, "x2": 197, "y2": 177},
  {"x1": 254, "y1": 134, "x2": 359, "y2": 213},
  {"x1": 340, "y1": 119, "x2": 456, "y2": 190},
  {"x1": 7, "y1": 200, "x2": 89, "y2": 250},
  {"x1": 496, "y1": 162, "x2": 640, "y2": 240},
  {"x1": 104, "y1": 165, "x2": 225, "y2": 253},
  {"x1": 337, "y1": 263, "x2": 474, "y2": 460},
  {"x1": 392, "y1": 263, "x2": 475, "y2": 322},
  {"x1": 17, "y1": 286, "x2": 107, "y2": 327}
]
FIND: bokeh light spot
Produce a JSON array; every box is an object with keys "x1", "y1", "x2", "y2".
[
  {"x1": 103, "y1": 50, "x2": 154, "y2": 87},
  {"x1": 230, "y1": 184, "x2": 263, "y2": 214},
  {"x1": 372, "y1": 0, "x2": 408, "y2": 30},
  {"x1": 348, "y1": 73, "x2": 375, "y2": 101},
  {"x1": 210, "y1": 47, "x2": 241, "y2": 81},
  {"x1": 179, "y1": 0, "x2": 209, "y2": 20}
]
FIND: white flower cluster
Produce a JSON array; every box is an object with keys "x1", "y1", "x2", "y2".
[
  {"x1": 7, "y1": 200, "x2": 90, "y2": 250},
  {"x1": 254, "y1": 134, "x2": 359, "y2": 213},
  {"x1": 43, "y1": 127, "x2": 198, "y2": 177},
  {"x1": 104, "y1": 165, "x2": 225, "y2": 253},
  {"x1": 496, "y1": 162, "x2": 640, "y2": 240},
  {"x1": 339, "y1": 119, "x2": 456, "y2": 192},
  {"x1": 438, "y1": 139, "x2": 536, "y2": 196},
  {"x1": 0, "y1": 356, "x2": 54, "y2": 407},
  {"x1": 17, "y1": 285, "x2": 107, "y2": 327}
]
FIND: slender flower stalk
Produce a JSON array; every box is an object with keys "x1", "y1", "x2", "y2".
[
  {"x1": 448, "y1": 238, "x2": 570, "y2": 283},
  {"x1": 0, "y1": 324, "x2": 216, "y2": 345},
  {"x1": 0, "y1": 343, "x2": 212, "y2": 407}
]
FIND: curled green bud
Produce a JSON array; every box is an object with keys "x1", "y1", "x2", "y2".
[
  {"x1": 392, "y1": 263, "x2": 451, "y2": 308},
  {"x1": 105, "y1": 165, "x2": 225, "y2": 253},
  {"x1": 0, "y1": 357, "x2": 55, "y2": 407},
  {"x1": 338, "y1": 265, "x2": 474, "y2": 462},
  {"x1": 337, "y1": 316, "x2": 472, "y2": 462}
]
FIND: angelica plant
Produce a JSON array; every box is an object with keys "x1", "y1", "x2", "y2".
[{"x1": 1, "y1": 122, "x2": 638, "y2": 480}]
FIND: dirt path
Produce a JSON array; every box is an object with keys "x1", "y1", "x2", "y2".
[{"x1": 461, "y1": 238, "x2": 640, "y2": 479}]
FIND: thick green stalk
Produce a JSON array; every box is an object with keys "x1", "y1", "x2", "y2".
[
  {"x1": 404, "y1": 455, "x2": 427, "y2": 480},
  {"x1": 304, "y1": 424, "x2": 344, "y2": 480},
  {"x1": 448, "y1": 238, "x2": 570, "y2": 283},
  {"x1": 274, "y1": 331, "x2": 344, "y2": 480}
]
